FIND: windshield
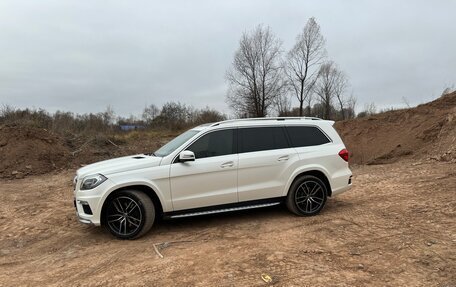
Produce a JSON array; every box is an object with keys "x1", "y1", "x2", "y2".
[{"x1": 154, "y1": 129, "x2": 199, "y2": 157}]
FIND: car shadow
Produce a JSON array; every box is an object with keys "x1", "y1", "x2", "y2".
[
  {"x1": 156, "y1": 204, "x2": 288, "y2": 228},
  {"x1": 81, "y1": 199, "x2": 355, "y2": 240},
  {"x1": 150, "y1": 199, "x2": 355, "y2": 235}
]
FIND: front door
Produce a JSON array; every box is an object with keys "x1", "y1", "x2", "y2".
[{"x1": 169, "y1": 129, "x2": 238, "y2": 211}]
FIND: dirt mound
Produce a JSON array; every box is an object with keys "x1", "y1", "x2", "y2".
[
  {"x1": 0, "y1": 125, "x2": 71, "y2": 179},
  {"x1": 335, "y1": 92, "x2": 456, "y2": 165},
  {"x1": 0, "y1": 126, "x2": 175, "y2": 179}
]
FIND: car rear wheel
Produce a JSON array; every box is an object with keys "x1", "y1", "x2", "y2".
[
  {"x1": 104, "y1": 190, "x2": 155, "y2": 239},
  {"x1": 286, "y1": 175, "x2": 327, "y2": 216}
]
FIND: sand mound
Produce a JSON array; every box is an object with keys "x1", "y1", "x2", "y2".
[
  {"x1": 335, "y1": 92, "x2": 456, "y2": 165},
  {"x1": 0, "y1": 125, "x2": 167, "y2": 179},
  {"x1": 0, "y1": 125, "x2": 71, "y2": 178}
]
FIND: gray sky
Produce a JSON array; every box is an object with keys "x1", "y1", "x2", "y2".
[{"x1": 1, "y1": 0, "x2": 455, "y2": 117}]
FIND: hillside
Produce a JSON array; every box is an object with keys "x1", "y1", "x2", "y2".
[
  {"x1": 0, "y1": 127, "x2": 176, "y2": 179},
  {"x1": 335, "y1": 92, "x2": 456, "y2": 165}
]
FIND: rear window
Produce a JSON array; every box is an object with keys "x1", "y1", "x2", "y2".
[
  {"x1": 286, "y1": 126, "x2": 330, "y2": 147},
  {"x1": 239, "y1": 127, "x2": 288, "y2": 153}
]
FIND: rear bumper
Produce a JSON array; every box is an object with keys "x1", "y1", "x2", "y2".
[
  {"x1": 330, "y1": 173, "x2": 352, "y2": 196},
  {"x1": 331, "y1": 183, "x2": 351, "y2": 196}
]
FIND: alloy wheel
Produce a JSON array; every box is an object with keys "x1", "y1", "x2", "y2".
[
  {"x1": 106, "y1": 196, "x2": 143, "y2": 237},
  {"x1": 294, "y1": 180, "x2": 325, "y2": 214}
]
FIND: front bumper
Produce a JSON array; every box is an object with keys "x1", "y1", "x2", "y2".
[
  {"x1": 76, "y1": 210, "x2": 93, "y2": 225},
  {"x1": 73, "y1": 178, "x2": 115, "y2": 226},
  {"x1": 74, "y1": 196, "x2": 103, "y2": 226}
]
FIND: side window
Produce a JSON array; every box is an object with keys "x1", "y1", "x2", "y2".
[
  {"x1": 239, "y1": 127, "x2": 288, "y2": 153},
  {"x1": 286, "y1": 126, "x2": 330, "y2": 147},
  {"x1": 186, "y1": 129, "x2": 234, "y2": 159}
]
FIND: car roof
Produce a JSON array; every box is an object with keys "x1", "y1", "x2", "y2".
[{"x1": 194, "y1": 117, "x2": 335, "y2": 131}]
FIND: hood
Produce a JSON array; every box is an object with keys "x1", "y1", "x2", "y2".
[{"x1": 77, "y1": 154, "x2": 162, "y2": 178}]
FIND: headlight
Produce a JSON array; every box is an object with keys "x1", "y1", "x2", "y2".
[{"x1": 81, "y1": 174, "x2": 107, "y2": 190}]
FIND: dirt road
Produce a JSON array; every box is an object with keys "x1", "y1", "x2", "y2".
[{"x1": 0, "y1": 160, "x2": 455, "y2": 286}]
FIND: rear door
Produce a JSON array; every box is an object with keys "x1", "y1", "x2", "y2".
[
  {"x1": 237, "y1": 126, "x2": 298, "y2": 202},
  {"x1": 169, "y1": 129, "x2": 238, "y2": 210}
]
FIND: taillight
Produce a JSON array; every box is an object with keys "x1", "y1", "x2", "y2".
[{"x1": 339, "y1": 149, "x2": 349, "y2": 162}]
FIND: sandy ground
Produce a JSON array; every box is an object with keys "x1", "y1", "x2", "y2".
[{"x1": 0, "y1": 160, "x2": 455, "y2": 287}]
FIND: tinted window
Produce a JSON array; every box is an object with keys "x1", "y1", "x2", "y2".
[
  {"x1": 239, "y1": 127, "x2": 288, "y2": 153},
  {"x1": 286, "y1": 126, "x2": 330, "y2": 147},
  {"x1": 187, "y1": 129, "x2": 235, "y2": 159},
  {"x1": 154, "y1": 129, "x2": 198, "y2": 157}
]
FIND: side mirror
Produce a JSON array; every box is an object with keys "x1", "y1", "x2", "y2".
[{"x1": 179, "y1": 150, "x2": 195, "y2": 162}]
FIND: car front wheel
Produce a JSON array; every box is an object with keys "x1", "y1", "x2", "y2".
[
  {"x1": 286, "y1": 175, "x2": 328, "y2": 216},
  {"x1": 104, "y1": 190, "x2": 155, "y2": 239}
]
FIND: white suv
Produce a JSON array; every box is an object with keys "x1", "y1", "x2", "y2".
[{"x1": 73, "y1": 117, "x2": 352, "y2": 239}]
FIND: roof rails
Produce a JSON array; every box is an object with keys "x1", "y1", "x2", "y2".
[{"x1": 210, "y1": 117, "x2": 323, "y2": 127}]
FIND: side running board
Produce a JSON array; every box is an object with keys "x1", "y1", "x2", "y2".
[{"x1": 168, "y1": 202, "x2": 281, "y2": 219}]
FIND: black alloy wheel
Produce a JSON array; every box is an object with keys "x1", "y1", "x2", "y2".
[
  {"x1": 286, "y1": 175, "x2": 327, "y2": 216},
  {"x1": 104, "y1": 190, "x2": 155, "y2": 239}
]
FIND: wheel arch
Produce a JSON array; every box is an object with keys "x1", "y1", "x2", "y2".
[
  {"x1": 285, "y1": 168, "x2": 332, "y2": 197},
  {"x1": 100, "y1": 185, "x2": 164, "y2": 226}
]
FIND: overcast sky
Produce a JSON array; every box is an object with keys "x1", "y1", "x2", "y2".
[{"x1": 0, "y1": 0, "x2": 455, "y2": 117}]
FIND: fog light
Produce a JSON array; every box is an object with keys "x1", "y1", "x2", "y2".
[{"x1": 78, "y1": 200, "x2": 93, "y2": 215}]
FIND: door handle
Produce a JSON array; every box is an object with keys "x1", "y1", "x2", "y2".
[
  {"x1": 220, "y1": 161, "x2": 234, "y2": 168},
  {"x1": 277, "y1": 155, "x2": 289, "y2": 162}
]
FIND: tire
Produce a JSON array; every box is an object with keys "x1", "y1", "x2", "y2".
[
  {"x1": 104, "y1": 190, "x2": 155, "y2": 239},
  {"x1": 286, "y1": 175, "x2": 328, "y2": 216}
]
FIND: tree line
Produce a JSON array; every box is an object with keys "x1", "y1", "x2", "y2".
[
  {"x1": 226, "y1": 18, "x2": 355, "y2": 120},
  {"x1": 0, "y1": 103, "x2": 226, "y2": 134}
]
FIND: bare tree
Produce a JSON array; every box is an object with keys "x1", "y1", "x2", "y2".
[
  {"x1": 155, "y1": 102, "x2": 191, "y2": 130},
  {"x1": 314, "y1": 61, "x2": 347, "y2": 120},
  {"x1": 441, "y1": 84, "x2": 455, "y2": 96},
  {"x1": 304, "y1": 91, "x2": 313, "y2": 116},
  {"x1": 142, "y1": 104, "x2": 159, "y2": 124},
  {"x1": 226, "y1": 25, "x2": 284, "y2": 117},
  {"x1": 358, "y1": 102, "x2": 377, "y2": 118},
  {"x1": 365, "y1": 102, "x2": 377, "y2": 115},
  {"x1": 334, "y1": 71, "x2": 348, "y2": 120},
  {"x1": 401, "y1": 96, "x2": 411, "y2": 108},
  {"x1": 101, "y1": 105, "x2": 115, "y2": 126},
  {"x1": 275, "y1": 93, "x2": 292, "y2": 116},
  {"x1": 285, "y1": 17, "x2": 326, "y2": 116},
  {"x1": 346, "y1": 94, "x2": 357, "y2": 119},
  {"x1": 194, "y1": 107, "x2": 226, "y2": 125}
]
